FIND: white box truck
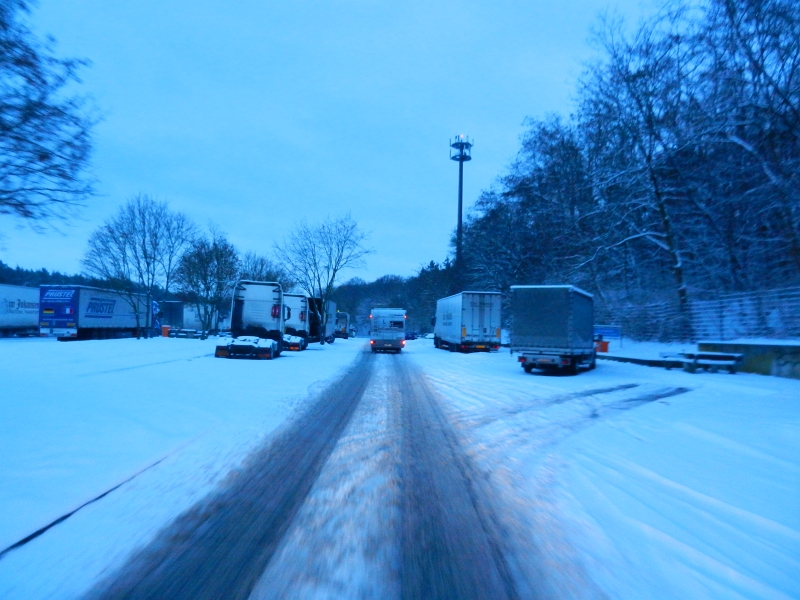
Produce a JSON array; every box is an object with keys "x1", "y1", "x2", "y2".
[
  {"x1": 216, "y1": 281, "x2": 284, "y2": 359},
  {"x1": 0, "y1": 284, "x2": 39, "y2": 336},
  {"x1": 433, "y1": 291, "x2": 502, "y2": 352},
  {"x1": 369, "y1": 308, "x2": 406, "y2": 353},
  {"x1": 38, "y1": 285, "x2": 148, "y2": 339},
  {"x1": 510, "y1": 285, "x2": 596, "y2": 375}
]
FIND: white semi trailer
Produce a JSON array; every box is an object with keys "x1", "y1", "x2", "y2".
[
  {"x1": 0, "y1": 284, "x2": 39, "y2": 337},
  {"x1": 369, "y1": 308, "x2": 406, "y2": 353},
  {"x1": 433, "y1": 291, "x2": 502, "y2": 352},
  {"x1": 215, "y1": 281, "x2": 284, "y2": 359},
  {"x1": 511, "y1": 285, "x2": 596, "y2": 375}
]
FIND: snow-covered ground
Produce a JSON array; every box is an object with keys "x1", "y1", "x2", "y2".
[
  {"x1": 0, "y1": 336, "x2": 363, "y2": 599},
  {"x1": 1, "y1": 335, "x2": 798, "y2": 598},
  {"x1": 406, "y1": 338, "x2": 800, "y2": 599}
]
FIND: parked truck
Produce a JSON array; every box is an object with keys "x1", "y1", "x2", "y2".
[
  {"x1": 215, "y1": 281, "x2": 284, "y2": 359},
  {"x1": 38, "y1": 285, "x2": 149, "y2": 340},
  {"x1": 510, "y1": 285, "x2": 596, "y2": 375},
  {"x1": 0, "y1": 284, "x2": 39, "y2": 337},
  {"x1": 369, "y1": 308, "x2": 406, "y2": 353},
  {"x1": 333, "y1": 312, "x2": 350, "y2": 339},
  {"x1": 433, "y1": 291, "x2": 502, "y2": 352}
]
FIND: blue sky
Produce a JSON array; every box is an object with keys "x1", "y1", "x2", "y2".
[{"x1": 1, "y1": 0, "x2": 657, "y2": 282}]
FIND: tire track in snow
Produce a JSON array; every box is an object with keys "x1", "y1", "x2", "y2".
[
  {"x1": 88, "y1": 348, "x2": 374, "y2": 600},
  {"x1": 394, "y1": 357, "x2": 518, "y2": 600}
]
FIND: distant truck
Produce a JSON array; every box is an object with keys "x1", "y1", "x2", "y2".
[
  {"x1": 216, "y1": 280, "x2": 284, "y2": 359},
  {"x1": 333, "y1": 312, "x2": 350, "y2": 339},
  {"x1": 313, "y1": 298, "x2": 338, "y2": 343},
  {"x1": 510, "y1": 285, "x2": 596, "y2": 375},
  {"x1": 283, "y1": 293, "x2": 310, "y2": 349},
  {"x1": 38, "y1": 285, "x2": 148, "y2": 340},
  {"x1": 433, "y1": 291, "x2": 502, "y2": 352},
  {"x1": 0, "y1": 284, "x2": 39, "y2": 337},
  {"x1": 370, "y1": 308, "x2": 406, "y2": 353}
]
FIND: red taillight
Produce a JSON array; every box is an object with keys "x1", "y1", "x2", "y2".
[
  {"x1": 370, "y1": 340, "x2": 374, "y2": 344},
  {"x1": 299, "y1": 311, "x2": 306, "y2": 322},
  {"x1": 402, "y1": 340, "x2": 406, "y2": 346},
  {"x1": 271, "y1": 304, "x2": 280, "y2": 318},
  {"x1": 518, "y1": 356, "x2": 526, "y2": 363}
]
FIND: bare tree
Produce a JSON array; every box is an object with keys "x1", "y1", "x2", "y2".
[
  {"x1": 175, "y1": 228, "x2": 239, "y2": 339},
  {"x1": 83, "y1": 195, "x2": 194, "y2": 337},
  {"x1": 83, "y1": 221, "x2": 146, "y2": 337},
  {"x1": 0, "y1": 1, "x2": 96, "y2": 225},
  {"x1": 239, "y1": 252, "x2": 294, "y2": 290},
  {"x1": 274, "y1": 214, "x2": 371, "y2": 341},
  {"x1": 159, "y1": 211, "x2": 196, "y2": 299}
]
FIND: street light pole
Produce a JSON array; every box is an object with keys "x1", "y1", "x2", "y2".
[{"x1": 450, "y1": 135, "x2": 472, "y2": 266}]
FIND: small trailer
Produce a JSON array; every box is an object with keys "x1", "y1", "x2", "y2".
[
  {"x1": 0, "y1": 284, "x2": 39, "y2": 337},
  {"x1": 39, "y1": 285, "x2": 148, "y2": 340},
  {"x1": 511, "y1": 285, "x2": 596, "y2": 375},
  {"x1": 215, "y1": 281, "x2": 284, "y2": 359},
  {"x1": 369, "y1": 308, "x2": 406, "y2": 353},
  {"x1": 433, "y1": 291, "x2": 502, "y2": 352}
]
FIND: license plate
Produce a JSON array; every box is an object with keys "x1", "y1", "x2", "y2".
[{"x1": 476, "y1": 345, "x2": 485, "y2": 349}]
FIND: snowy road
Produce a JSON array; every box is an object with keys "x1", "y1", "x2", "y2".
[
  {"x1": 1, "y1": 337, "x2": 798, "y2": 598},
  {"x1": 88, "y1": 349, "x2": 515, "y2": 600}
]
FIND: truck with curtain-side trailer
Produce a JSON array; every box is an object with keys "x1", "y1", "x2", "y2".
[
  {"x1": 39, "y1": 285, "x2": 147, "y2": 340},
  {"x1": 0, "y1": 284, "x2": 39, "y2": 337},
  {"x1": 510, "y1": 285, "x2": 596, "y2": 375}
]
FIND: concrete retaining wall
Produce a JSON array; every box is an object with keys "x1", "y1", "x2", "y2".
[{"x1": 698, "y1": 341, "x2": 800, "y2": 380}]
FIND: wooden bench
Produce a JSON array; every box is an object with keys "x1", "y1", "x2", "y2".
[
  {"x1": 660, "y1": 351, "x2": 743, "y2": 374},
  {"x1": 169, "y1": 328, "x2": 203, "y2": 339}
]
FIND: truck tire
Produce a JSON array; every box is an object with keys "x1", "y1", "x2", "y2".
[
  {"x1": 566, "y1": 358, "x2": 578, "y2": 375},
  {"x1": 523, "y1": 363, "x2": 534, "y2": 374},
  {"x1": 589, "y1": 352, "x2": 596, "y2": 370}
]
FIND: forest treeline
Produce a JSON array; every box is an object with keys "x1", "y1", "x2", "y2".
[
  {"x1": 336, "y1": 0, "x2": 800, "y2": 339},
  {"x1": 463, "y1": 0, "x2": 799, "y2": 338}
]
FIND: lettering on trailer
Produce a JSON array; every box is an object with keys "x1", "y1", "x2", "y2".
[
  {"x1": 441, "y1": 311, "x2": 453, "y2": 327},
  {"x1": 17, "y1": 300, "x2": 39, "y2": 309},
  {"x1": 86, "y1": 297, "x2": 116, "y2": 318},
  {"x1": 42, "y1": 289, "x2": 76, "y2": 302}
]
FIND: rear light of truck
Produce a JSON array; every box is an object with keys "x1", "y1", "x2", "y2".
[
  {"x1": 402, "y1": 340, "x2": 406, "y2": 346},
  {"x1": 561, "y1": 358, "x2": 571, "y2": 365},
  {"x1": 518, "y1": 356, "x2": 527, "y2": 363},
  {"x1": 370, "y1": 340, "x2": 375, "y2": 344},
  {"x1": 271, "y1": 304, "x2": 280, "y2": 318},
  {"x1": 299, "y1": 311, "x2": 306, "y2": 322}
]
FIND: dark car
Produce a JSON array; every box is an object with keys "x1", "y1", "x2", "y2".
[{"x1": 405, "y1": 332, "x2": 418, "y2": 340}]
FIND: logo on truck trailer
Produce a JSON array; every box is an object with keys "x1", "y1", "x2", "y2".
[
  {"x1": 42, "y1": 289, "x2": 75, "y2": 301},
  {"x1": 86, "y1": 297, "x2": 115, "y2": 318}
]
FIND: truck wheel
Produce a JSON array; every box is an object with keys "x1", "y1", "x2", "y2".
[
  {"x1": 589, "y1": 353, "x2": 597, "y2": 370},
  {"x1": 566, "y1": 359, "x2": 578, "y2": 375},
  {"x1": 523, "y1": 364, "x2": 534, "y2": 374}
]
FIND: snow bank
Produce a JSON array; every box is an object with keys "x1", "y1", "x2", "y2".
[
  {"x1": 405, "y1": 338, "x2": 800, "y2": 599},
  {"x1": 0, "y1": 336, "x2": 363, "y2": 599}
]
